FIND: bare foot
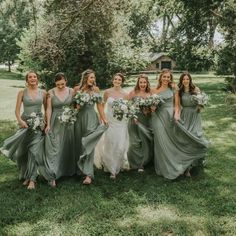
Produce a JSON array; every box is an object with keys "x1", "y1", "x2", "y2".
[
  {"x1": 48, "y1": 180, "x2": 56, "y2": 188},
  {"x1": 27, "y1": 181, "x2": 35, "y2": 190},
  {"x1": 138, "y1": 168, "x2": 144, "y2": 173},
  {"x1": 110, "y1": 174, "x2": 116, "y2": 180},
  {"x1": 184, "y1": 170, "x2": 191, "y2": 177},
  {"x1": 83, "y1": 176, "x2": 92, "y2": 185},
  {"x1": 22, "y1": 179, "x2": 29, "y2": 186}
]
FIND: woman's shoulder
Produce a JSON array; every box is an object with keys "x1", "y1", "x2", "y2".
[
  {"x1": 93, "y1": 86, "x2": 100, "y2": 93},
  {"x1": 17, "y1": 89, "x2": 25, "y2": 98},
  {"x1": 46, "y1": 88, "x2": 54, "y2": 98},
  {"x1": 74, "y1": 85, "x2": 80, "y2": 92},
  {"x1": 151, "y1": 87, "x2": 158, "y2": 94},
  {"x1": 194, "y1": 87, "x2": 201, "y2": 93},
  {"x1": 40, "y1": 88, "x2": 47, "y2": 96},
  {"x1": 128, "y1": 90, "x2": 136, "y2": 99}
]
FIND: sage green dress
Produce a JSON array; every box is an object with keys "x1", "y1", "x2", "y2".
[
  {"x1": 127, "y1": 97, "x2": 153, "y2": 170},
  {"x1": 152, "y1": 88, "x2": 207, "y2": 179},
  {"x1": 75, "y1": 94, "x2": 107, "y2": 178},
  {"x1": 0, "y1": 89, "x2": 44, "y2": 181},
  {"x1": 177, "y1": 92, "x2": 209, "y2": 166},
  {"x1": 37, "y1": 88, "x2": 76, "y2": 181}
]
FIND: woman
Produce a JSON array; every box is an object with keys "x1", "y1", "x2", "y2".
[
  {"x1": 38, "y1": 72, "x2": 76, "y2": 187},
  {"x1": 151, "y1": 69, "x2": 207, "y2": 180},
  {"x1": 74, "y1": 69, "x2": 107, "y2": 185},
  {"x1": 95, "y1": 73, "x2": 129, "y2": 179},
  {"x1": 0, "y1": 71, "x2": 46, "y2": 189},
  {"x1": 127, "y1": 74, "x2": 153, "y2": 172},
  {"x1": 175, "y1": 72, "x2": 209, "y2": 171}
]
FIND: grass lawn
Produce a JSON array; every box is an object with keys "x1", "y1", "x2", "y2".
[{"x1": 0, "y1": 72, "x2": 236, "y2": 235}]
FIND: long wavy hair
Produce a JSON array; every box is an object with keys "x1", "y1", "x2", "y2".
[
  {"x1": 178, "y1": 72, "x2": 196, "y2": 103},
  {"x1": 156, "y1": 68, "x2": 173, "y2": 89},
  {"x1": 134, "y1": 74, "x2": 151, "y2": 93},
  {"x1": 79, "y1": 69, "x2": 96, "y2": 91}
]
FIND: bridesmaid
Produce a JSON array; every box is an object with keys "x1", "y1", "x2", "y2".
[
  {"x1": 0, "y1": 71, "x2": 46, "y2": 189},
  {"x1": 151, "y1": 69, "x2": 207, "y2": 180},
  {"x1": 38, "y1": 72, "x2": 76, "y2": 187},
  {"x1": 95, "y1": 73, "x2": 129, "y2": 179},
  {"x1": 175, "y1": 72, "x2": 209, "y2": 171},
  {"x1": 74, "y1": 69, "x2": 107, "y2": 185},
  {"x1": 127, "y1": 74, "x2": 153, "y2": 172}
]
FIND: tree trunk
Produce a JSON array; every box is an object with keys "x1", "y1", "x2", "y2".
[{"x1": 7, "y1": 60, "x2": 11, "y2": 72}]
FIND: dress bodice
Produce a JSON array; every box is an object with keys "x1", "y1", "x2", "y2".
[
  {"x1": 51, "y1": 88, "x2": 73, "y2": 111},
  {"x1": 22, "y1": 89, "x2": 44, "y2": 117},
  {"x1": 181, "y1": 92, "x2": 196, "y2": 108},
  {"x1": 158, "y1": 88, "x2": 174, "y2": 108}
]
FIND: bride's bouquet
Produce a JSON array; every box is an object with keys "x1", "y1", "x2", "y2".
[
  {"x1": 112, "y1": 99, "x2": 139, "y2": 121},
  {"x1": 26, "y1": 112, "x2": 45, "y2": 132},
  {"x1": 74, "y1": 91, "x2": 103, "y2": 106},
  {"x1": 191, "y1": 92, "x2": 209, "y2": 107},
  {"x1": 58, "y1": 106, "x2": 78, "y2": 125}
]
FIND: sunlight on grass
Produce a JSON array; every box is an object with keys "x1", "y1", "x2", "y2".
[
  {"x1": 1, "y1": 73, "x2": 236, "y2": 235},
  {"x1": 202, "y1": 120, "x2": 216, "y2": 128},
  {"x1": 116, "y1": 205, "x2": 179, "y2": 226}
]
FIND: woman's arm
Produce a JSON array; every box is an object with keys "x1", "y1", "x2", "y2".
[
  {"x1": 174, "y1": 90, "x2": 181, "y2": 121},
  {"x1": 15, "y1": 90, "x2": 28, "y2": 128},
  {"x1": 97, "y1": 88, "x2": 108, "y2": 125},
  {"x1": 45, "y1": 91, "x2": 52, "y2": 133}
]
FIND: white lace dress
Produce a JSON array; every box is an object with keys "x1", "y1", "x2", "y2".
[{"x1": 94, "y1": 97, "x2": 129, "y2": 175}]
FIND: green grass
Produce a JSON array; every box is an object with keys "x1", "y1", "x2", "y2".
[
  {"x1": 0, "y1": 70, "x2": 23, "y2": 80},
  {"x1": 0, "y1": 74, "x2": 236, "y2": 235}
]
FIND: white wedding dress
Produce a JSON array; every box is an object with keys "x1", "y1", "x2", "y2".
[{"x1": 94, "y1": 97, "x2": 129, "y2": 175}]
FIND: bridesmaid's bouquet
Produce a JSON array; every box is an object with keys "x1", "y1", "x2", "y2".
[
  {"x1": 112, "y1": 99, "x2": 139, "y2": 121},
  {"x1": 133, "y1": 94, "x2": 164, "y2": 115},
  {"x1": 74, "y1": 92, "x2": 103, "y2": 106},
  {"x1": 90, "y1": 93, "x2": 103, "y2": 104},
  {"x1": 26, "y1": 112, "x2": 45, "y2": 132},
  {"x1": 58, "y1": 106, "x2": 78, "y2": 125},
  {"x1": 73, "y1": 92, "x2": 91, "y2": 106},
  {"x1": 191, "y1": 92, "x2": 209, "y2": 107},
  {"x1": 144, "y1": 94, "x2": 165, "y2": 108}
]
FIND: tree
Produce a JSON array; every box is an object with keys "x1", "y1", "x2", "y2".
[
  {"x1": 18, "y1": 0, "x2": 151, "y2": 89},
  {"x1": 0, "y1": 0, "x2": 33, "y2": 71}
]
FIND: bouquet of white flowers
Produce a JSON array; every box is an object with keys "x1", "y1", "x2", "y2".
[
  {"x1": 26, "y1": 112, "x2": 44, "y2": 132},
  {"x1": 191, "y1": 92, "x2": 209, "y2": 107},
  {"x1": 74, "y1": 92, "x2": 103, "y2": 106},
  {"x1": 73, "y1": 92, "x2": 91, "y2": 106},
  {"x1": 144, "y1": 94, "x2": 165, "y2": 108},
  {"x1": 90, "y1": 93, "x2": 103, "y2": 104},
  {"x1": 125, "y1": 101, "x2": 140, "y2": 120},
  {"x1": 112, "y1": 98, "x2": 128, "y2": 121},
  {"x1": 112, "y1": 99, "x2": 139, "y2": 121},
  {"x1": 58, "y1": 106, "x2": 78, "y2": 125}
]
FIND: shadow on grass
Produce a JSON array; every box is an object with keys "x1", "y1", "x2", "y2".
[
  {"x1": 0, "y1": 78, "x2": 235, "y2": 235},
  {"x1": 0, "y1": 154, "x2": 235, "y2": 235}
]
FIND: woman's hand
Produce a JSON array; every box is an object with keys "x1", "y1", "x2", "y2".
[
  {"x1": 100, "y1": 117, "x2": 109, "y2": 127},
  {"x1": 76, "y1": 104, "x2": 81, "y2": 110},
  {"x1": 174, "y1": 112, "x2": 180, "y2": 122},
  {"x1": 133, "y1": 118, "x2": 139, "y2": 124},
  {"x1": 196, "y1": 105, "x2": 203, "y2": 113},
  {"x1": 45, "y1": 125, "x2": 50, "y2": 133},
  {"x1": 18, "y1": 120, "x2": 28, "y2": 128},
  {"x1": 150, "y1": 105, "x2": 156, "y2": 112}
]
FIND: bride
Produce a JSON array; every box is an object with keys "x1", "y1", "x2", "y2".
[{"x1": 95, "y1": 73, "x2": 129, "y2": 179}]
